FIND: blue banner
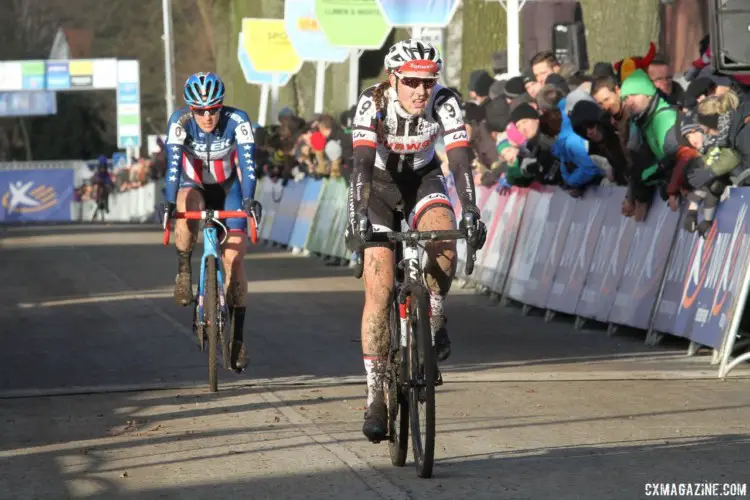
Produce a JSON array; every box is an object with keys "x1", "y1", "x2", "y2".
[
  {"x1": 288, "y1": 178, "x2": 324, "y2": 249},
  {"x1": 46, "y1": 61, "x2": 70, "y2": 90},
  {"x1": 546, "y1": 187, "x2": 610, "y2": 315},
  {"x1": 376, "y1": 0, "x2": 460, "y2": 27},
  {"x1": 574, "y1": 187, "x2": 635, "y2": 322},
  {"x1": 285, "y1": 0, "x2": 349, "y2": 63},
  {"x1": 0, "y1": 169, "x2": 74, "y2": 222},
  {"x1": 522, "y1": 188, "x2": 576, "y2": 308},
  {"x1": 269, "y1": 179, "x2": 307, "y2": 245},
  {"x1": 607, "y1": 194, "x2": 680, "y2": 329},
  {"x1": 0, "y1": 92, "x2": 57, "y2": 117},
  {"x1": 670, "y1": 190, "x2": 750, "y2": 349}
]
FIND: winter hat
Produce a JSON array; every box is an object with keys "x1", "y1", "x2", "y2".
[
  {"x1": 684, "y1": 77, "x2": 716, "y2": 108},
  {"x1": 570, "y1": 100, "x2": 603, "y2": 135},
  {"x1": 485, "y1": 97, "x2": 511, "y2": 133},
  {"x1": 592, "y1": 62, "x2": 617, "y2": 80},
  {"x1": 489, "y1": 80, "x2": 506, "y2": 101},
  {"x1": 564, "y1": 86, "x2": 597, "y2": 116},
  {"x1": 504, "y1": 76, "x2": 526, "y2": 100},
  {"x1": 510, "y1": 103, "x2": 539, "y2": 124},
  {"x1": 492, "y1": 51, "x2": 508, "y2": 75},
  {"x1": 535, "y1": 84, "x2": 566, "y2": 111},
  {"x1": 679, "y1": 110, "x2": 702, "y2": 136},
  {"x1": 544, "y1": 73, "x2": 571, "y2": 95},
  {"x1": 619, "y1": 69, "x2": 657, "y2": 98},
  {"x1": 474, "y1": 72, "x2": 495, "y2": 98},
  {"x1": 469, "y1": 70, "x2": 492, "y2": 93}
]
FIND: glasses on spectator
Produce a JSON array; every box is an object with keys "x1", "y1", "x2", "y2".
[
  {"x1": 394, "y1": 73, "x2": 438, "y2": 89},
  {"x1": 191, "y1": 105, "x2": 222, "y2": 117}
]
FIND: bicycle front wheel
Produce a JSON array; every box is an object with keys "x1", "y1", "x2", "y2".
[
  {"x1": 387, "y1": 297, "x2": 408, "y2": 467},
  {"x1": 407, "y1": 287, "x2": 436, "y2": 478},
  {"x1": 205, "y1": 256, "x2": 219, "y2": 393}
]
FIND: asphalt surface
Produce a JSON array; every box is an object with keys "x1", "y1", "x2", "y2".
[{"x1": 1, "y1": 224, "x2": 749, "y2": 500}]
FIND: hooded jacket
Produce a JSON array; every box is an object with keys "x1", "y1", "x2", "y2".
[
  {"x1": 620, "y1": 69, "x2": 681, "y2": 184},
  {"x1": 551, "y1": 97, "x2": 603, "y2": 188}
]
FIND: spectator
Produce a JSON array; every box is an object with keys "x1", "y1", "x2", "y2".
[
  {"x1": 682, "y1": 77, "x2": 717, "y2": 110},
  {"x1": 569, "y1": 100, "x2": 629, "y2": 185},
  {"x1": 317, "y1": 114, "x2": 352, "y2": 179},
  {"x1": 530, "y1": 51, "x2": 562, "y2": 84},
  {"x1": 468, "y1": 70, "x2": 494, "y2": 106},
  {"x1": 647, "y1": 55, "x2": 685, "y2": 107},
  {"x1": 552, "y1": 86, "x2": 606, "y2": 195},
  {"x1": 501, "y1": 103, "x2": 542, "y2": 187},
  {"x1": 619, "y1": 69, "x2": 681, "y2": 212}
]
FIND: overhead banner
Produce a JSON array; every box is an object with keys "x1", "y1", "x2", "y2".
[
  {"x1": 242, "y1": 18, "x2": 303, "y2": 75},
  {"x1": 376, "y1": 0, "x2": 460, "y2": 27},
  {"x1": 0, "y1": 92, "x2": 57, "y2": 117},
  {"x1": 315, "y1": 0, "x2": 391, "y2": 49},
  {"x1": 236, "y1": 33, "x2": 292, "y2": 87},
  {"x1": 285, "y1": 0, "x2": 349, "y2": 63},
  {"x1": 0, "y1": 169, "x2": 74, "y2": 222}
]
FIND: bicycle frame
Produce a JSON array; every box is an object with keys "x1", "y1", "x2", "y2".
[{"x1": 196, "y1": 222, "x2": 227, "y2": 330}]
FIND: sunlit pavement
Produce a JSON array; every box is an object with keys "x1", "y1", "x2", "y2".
[{"x1": 1, "y1": 224, "x2": 749, "y2": 500}]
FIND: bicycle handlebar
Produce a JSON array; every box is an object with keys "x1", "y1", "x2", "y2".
[
  {"x1": 162, "y1": 209, "x2": 259, "y2": 246},
  {"x1": 353, "y1": 228, "x2": 477, "y2": 278}
]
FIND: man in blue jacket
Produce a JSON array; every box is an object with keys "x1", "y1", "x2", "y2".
[{"x1": 551, "y1": 93, "x2": 605, "y2": 195}]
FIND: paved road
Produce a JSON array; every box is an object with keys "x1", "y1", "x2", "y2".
[{"x1": 1, "y1": 224, "x2": 750, "y2": 500}]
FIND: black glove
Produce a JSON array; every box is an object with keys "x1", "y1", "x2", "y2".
[
  {"x1": 345, "y1": 208, "x2": 372, "y2": 251},
  {"x1": 460, "y1": 207, "x2": 487, "y2": 250},
  {"x1": 162, "y1": 202, "x2": 176, "y2": 230},
  {"x1": 243, "y1": 199, "x2": 262, "y2": 225}
]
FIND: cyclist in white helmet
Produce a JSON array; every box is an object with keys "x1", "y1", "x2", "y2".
[{"x1": 345, "y1": 39, "x2": 487, "y2": 442}]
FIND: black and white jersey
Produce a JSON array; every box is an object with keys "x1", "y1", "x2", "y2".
[{"x1": 351, "y1": 83, "x2": 469, "y2": 172}]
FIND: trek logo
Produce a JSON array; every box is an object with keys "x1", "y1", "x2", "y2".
[{"x1": 1, "y1": 181, "x2": 59, "y2": 214}]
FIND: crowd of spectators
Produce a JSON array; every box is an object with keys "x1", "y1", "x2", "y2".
[
  {"x1": 456, "y1": 34, "x2": 750, "y2": 237},
  {"x1": 74, "y1": 155, "x2": 164, "y2": 203}
]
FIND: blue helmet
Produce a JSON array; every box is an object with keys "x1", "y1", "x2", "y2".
[{"x1": 183, "y1": 72, "x2": 225, "y2": 108}]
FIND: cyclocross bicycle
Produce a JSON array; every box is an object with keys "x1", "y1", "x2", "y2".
[
  {"x1": 353, "y1": 210, "x2": 477, "y2": 478},
  {"x1": 163, "y1": 209, "x2": 258, "y2": 393}
]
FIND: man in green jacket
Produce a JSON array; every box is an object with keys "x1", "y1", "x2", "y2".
[{"x1": 619, "y1": 69, "x2": 682, "y2": 218}]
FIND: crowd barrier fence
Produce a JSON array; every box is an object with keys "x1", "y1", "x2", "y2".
[{"x1": 251, "y1": 175, "x2": 750, "y2": 379}]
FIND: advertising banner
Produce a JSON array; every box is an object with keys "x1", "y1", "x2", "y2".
[
  {"x1": 315, "y1": 0, "x2": 391, "y2": 49},
  {"x1": 491, "y1": 188, "x2": 528, "y2": 294},
  {"x1": 236, "y1": 33, "x2": 292, "y2": 87},
  {"x1": 242, "y1": 19, "x2": 303, "y2": 75},
  {"x1": 519, "y1": 189, "x2": 576, "y2": 308},
  {"x1": 650, "y1": 227, "x2": 700, "y2": 338},
  {"x1": 0, "y1": 169, "x2": 74, "y2": 222},
  {"x1": 269, "y1": 180, "x2": 306, "y2": 245},
  {"x1": 545, "y1": 188, "x2": 609, "y2": 314},
  {"x1": 376, "y1": 0, "x2": 460, "y2": 27},
  {"x1": 475, "y1": 189, "x2": 510, "y2": 288},
  {"x1": 285, "y1": 0, "x2": 349, "y2": 63},
  {"x1": 289, "y1": 178, "x2": 324, "y2": 250},
  {"x1": 504, "y1": 187, "x2": 553, "y2": 301},
  {"x1": 0, "y1": 92, "x2": 57, "y2": 117},
  {"x1": 574, "y1": 187, "x2": 636, "y2": 322},
  {"x1": 607, "y1": 195, "x2": 680, "y2": 329},
  {"x1": 670, "y1": 189, "x2": 750, "y2": 349}
]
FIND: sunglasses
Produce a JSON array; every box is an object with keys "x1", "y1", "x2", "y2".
[
  {"x1": 395, "y1": 73, "x2": 438, "y2": 90},
  {"x1": 191, "y1": 105, "x2": 222, "y2": 117}
]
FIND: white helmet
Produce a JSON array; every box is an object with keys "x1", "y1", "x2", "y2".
[{"x1": 384, "y1": 39, "x2": 443, "y2": 74}]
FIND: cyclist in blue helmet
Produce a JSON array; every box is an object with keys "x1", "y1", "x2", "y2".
[{"x1": 163, "y1": 71, "x2": 262, "y2": 372}]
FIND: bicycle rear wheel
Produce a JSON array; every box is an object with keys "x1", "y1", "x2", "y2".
[
  {"x1": 205, "y1": 256, "x2": 219, "y2": 393},
  {"x1": 387, "y1": 297, "x2": 409, "y2": 466},
  {"x1": 407, "y1": 287, "x2": 435, "y2": 478}
]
